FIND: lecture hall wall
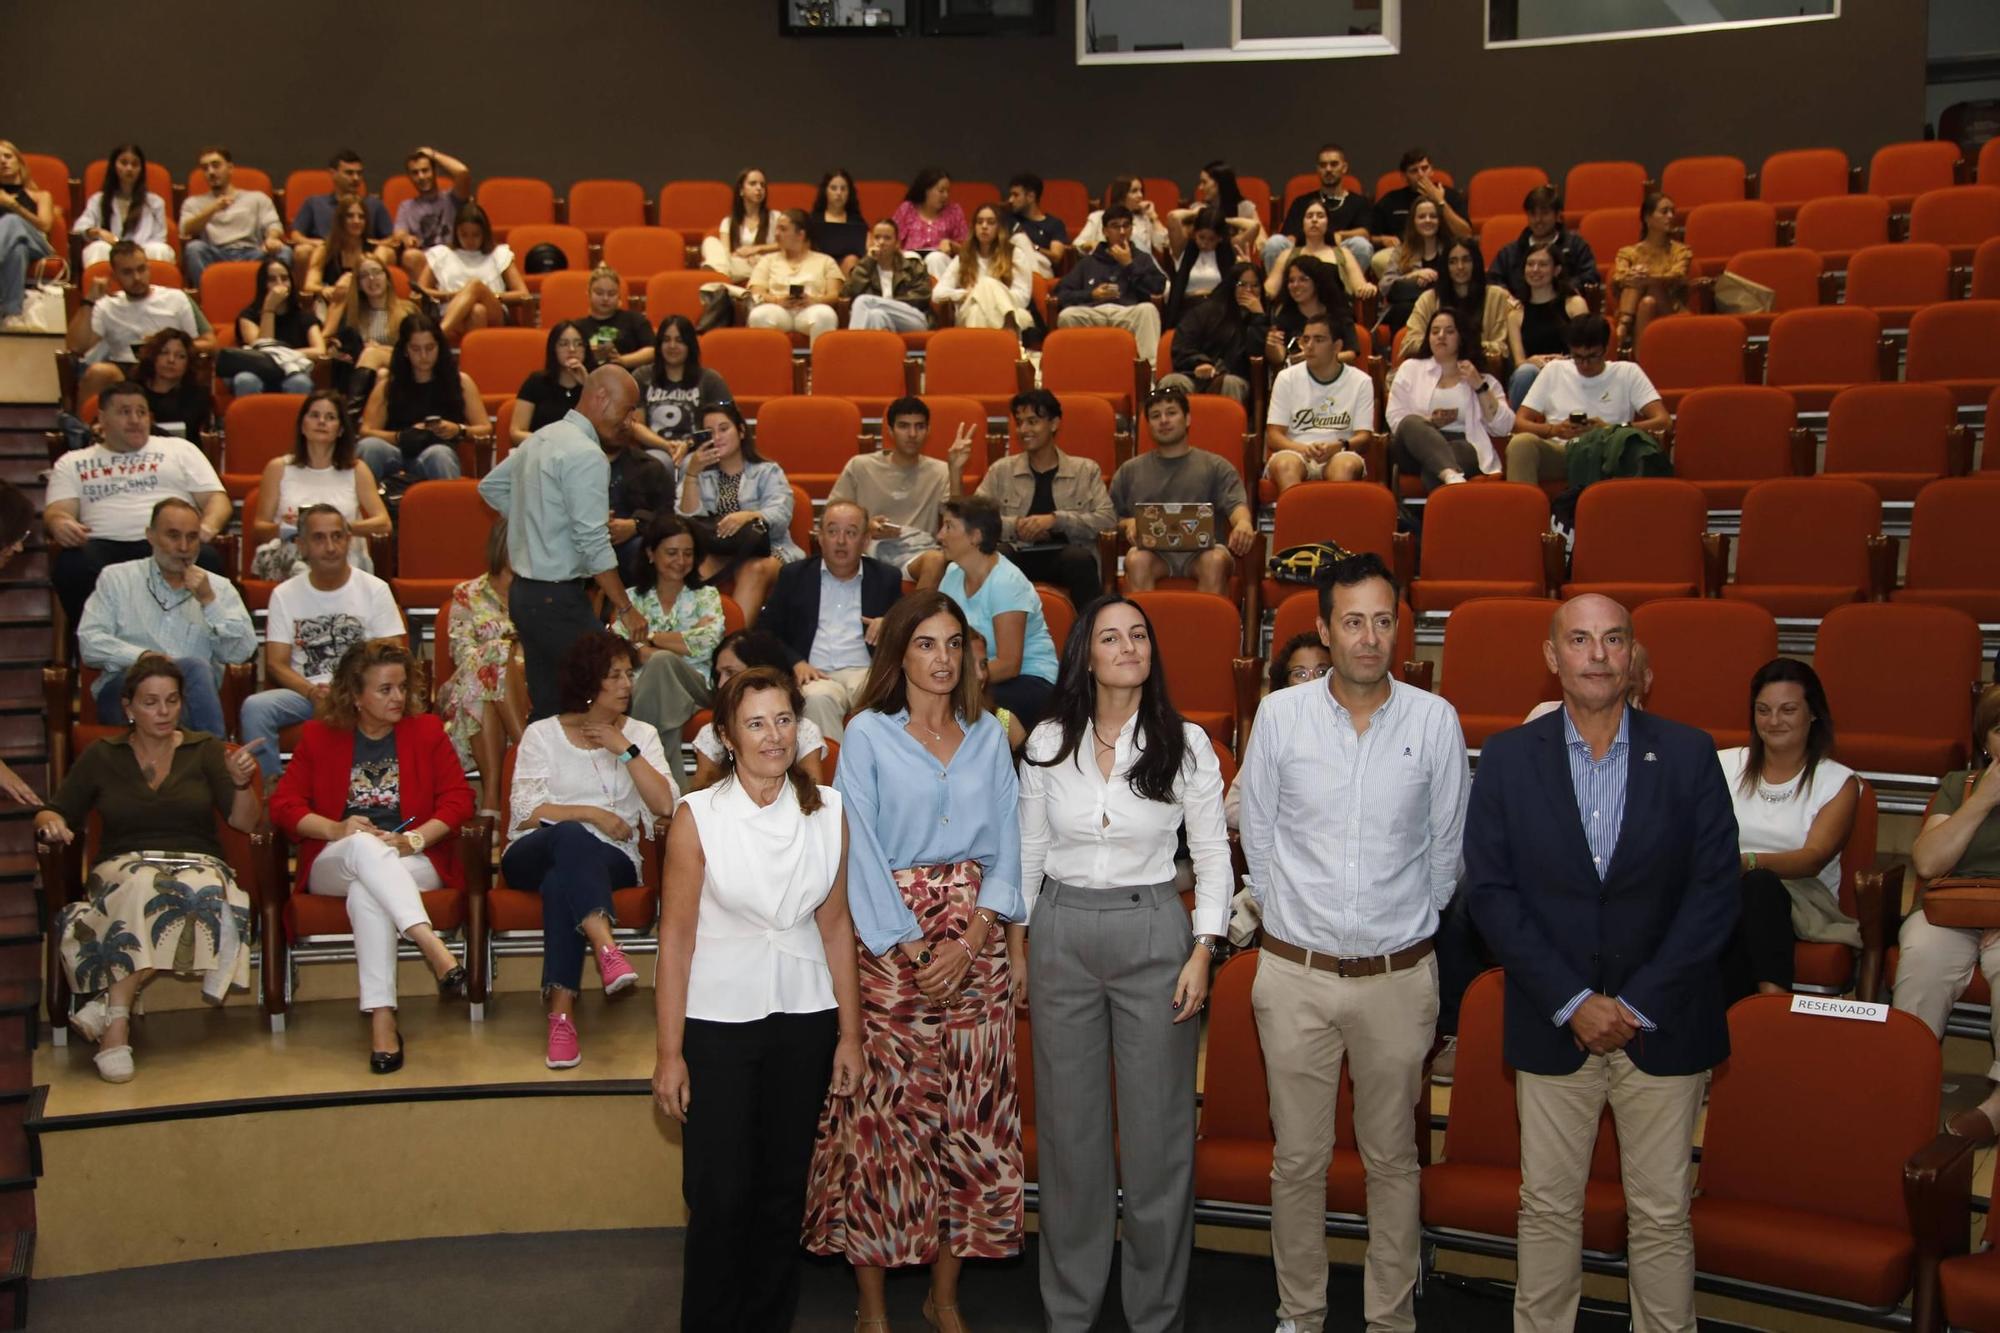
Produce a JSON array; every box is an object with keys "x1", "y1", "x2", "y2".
[{"x1": 6, "y1": 0, "x2": 1926, "y2": 205}]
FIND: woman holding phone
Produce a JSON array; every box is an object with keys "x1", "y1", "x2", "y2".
[{"x1": 673, "y1": 402, "x2": 801, "y2": 622}]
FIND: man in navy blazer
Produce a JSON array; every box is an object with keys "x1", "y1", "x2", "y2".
[
  {"x1": 1466, "y1": 593, "x2": 1739, "y2": 1333},
  {"x1": 752, "y1": 498, "x2": 902, "y2": 743}
]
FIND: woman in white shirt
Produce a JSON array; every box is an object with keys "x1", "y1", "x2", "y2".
[
  {"x1": 744, "y1": 210, "x2": 841, "y2": 345},
  {"x1": 414, "y1": 202, "x2": 527, "y2": 339},
  {"x1": 929, "y1": 204, "x2": 1033, "y2": 331},
  {"x1": 1075, "y1": 174, "x2": 1168, "y2": 259},
  {"x1": 1385, "y1": 307, "x2": 1513, "y2": 491},
  {"x1": 655, "y1": 665, "x2": 863, "y2": 1333},
  {"x1": 74, "y1": 144, "x2": 173, "y2": 268},
  {"x1": 505, "y1": 631, "x2": 678, "y2": 1069},
  {"x1": 698, "y1": 167, "x2": 777, "y2": 284},
  {"x1": 1016, "y1": 594, "x2": 1230, "y2": 1333},
  {"x1": 1717, "y1": 658, "x2": 1859, "y2": 1003}
]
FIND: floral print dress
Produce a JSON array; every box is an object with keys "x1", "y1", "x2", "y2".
[{"x1": 436, "y1": 573, "x2": 515, "y2": 770}]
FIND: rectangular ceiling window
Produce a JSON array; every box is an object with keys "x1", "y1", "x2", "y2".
[
  {"x1": 1486, "y1": 0, "x2": 1837, "y2": 48},
  {"x1": 1080, "y1": 0, "x2": 1397, "y2": 64}
]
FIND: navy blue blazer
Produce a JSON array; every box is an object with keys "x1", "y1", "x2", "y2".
[
  {"x1": 752, "y1": 555, "x2": 903, "y2": 671},
  {"x1": 1465, "y1": 706, "x2": 1741, "y2": 1077}
]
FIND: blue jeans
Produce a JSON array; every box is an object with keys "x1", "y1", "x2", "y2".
[
  {"x1": 356, "y1": 436, "x2": 462, "y2": 483},
  {"x1": 95, "y1": 656, "x2": 225, "y2": 738},
  {"x1": 239, "y1": 687, "x2": 317, "y2": 778},
  {"x1": 0, "y1": 213, "x2": 54, "y2": 318},
  {"x1": 182, "y1": 239, "x2": 290, "y2": 290},
  {"x1": 499, "y1": 821, "x2": 633, "y2": 992},
  {"x1": 231, "y1": 370, "x2": 315, "y2": 397},
  {"x1": 1508, "y1": 361, "x2": 1543, "y2": 410}
]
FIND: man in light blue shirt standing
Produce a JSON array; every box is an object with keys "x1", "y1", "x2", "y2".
[{"x1": 478, "y1": 365, "x2": 648, "y2": 718}]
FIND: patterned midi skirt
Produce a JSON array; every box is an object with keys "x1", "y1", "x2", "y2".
[
  {"x1": 802, "y1": 860, "x2": 1024, "y2": 1268},
  {"x1": 56, "y1": 852, "x2": 251, "y2": 1004}
]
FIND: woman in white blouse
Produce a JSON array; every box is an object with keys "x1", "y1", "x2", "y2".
[
  {"x1": 1717, "y1": 658, "x2": 1859, "y2": 1003},
  {"x1": 1016, "y1": 594, "x2": 1231, "y2": 1333},
  {"x1": 414, "y1": 202, "x2": 527, "y2": 339},
  {"x1": 75, "y1": 144, "x2": 173, "y2": 268},
  {"x1": 656, "y1": 664, "x2": 863, "y2": 1333},
  {"x1": 1385, "y1": 307, "x2": 1514, "y2": 491},
  {"x1": 505, "y1": 631, "x2": 678, "y2": 1069},
  {"x1": 930, "y1": 204, "x2": 1034, "y2": 331}
]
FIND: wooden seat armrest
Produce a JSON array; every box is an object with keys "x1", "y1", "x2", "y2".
[
  {"x1": 1540, "y1": 531, "x2": 1569, "y2": 596},
  {"x1": 1231, "y1": 656, "x2": 1262, "y2": 759},
  {"x1": 1947, "y1": 425, "x2": 1974, "y2": 477},
  {"x1": 1701, "y1": 532, "x2": 1731, "y2": 597},
  {"x1": 1906, "y1": 1128, "x2": 1979, "y2": 1333},
  {"x1": 1866, "y1": 534, "x2": 1899, "y2": 601},
  {"x1": 1401, "y1": 659, "x2": 1435, "y2": 692},
  {"x1": 1850, "y1": 863, "x2": 1903, "y2": 1003},
  {"x1": 460, "y1": 817, "x2": 492, "y2": 1005}
]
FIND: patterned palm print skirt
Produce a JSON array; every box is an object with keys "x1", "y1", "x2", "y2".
[
  {"x1": 803, "y1": 860, "x2": 1024, "y2": 1268},
  {"x1": 57, "y1": 852, "x2": 252, "y2": 1005}
]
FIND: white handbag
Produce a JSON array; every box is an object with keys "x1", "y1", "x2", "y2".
[{"x1": 17, "y1": 258, "x2": 68, "y2": 334}]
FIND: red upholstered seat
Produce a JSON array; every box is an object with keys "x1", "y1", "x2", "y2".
[
  {"x1": 286, "y1": 887, "x2": 466, "y2": 938},
  {"x1": 1941, "y1": 1246, "x2": 2000, "y2": 1332}
]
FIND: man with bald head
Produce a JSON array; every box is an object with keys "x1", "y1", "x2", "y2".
[
  {"x1": 479, "y1": 365, "x2": 649, "y2": 718},
  {"x1": 753, "y1": 497, "x2": 902, "y2": 743},
  {"x1": 1465, "y1": 594, "x2": 1738, "y2": 1333}
]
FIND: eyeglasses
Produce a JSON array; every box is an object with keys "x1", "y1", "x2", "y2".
[{"x1": 1287, "y1": 665, "x2": 1332, "y2": 683}]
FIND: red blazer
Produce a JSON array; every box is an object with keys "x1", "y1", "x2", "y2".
[{"x1": 269, "y1": 713, "x2": 475, "y2": 891}]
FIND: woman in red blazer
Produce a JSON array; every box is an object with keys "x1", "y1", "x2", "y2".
[{"x1": 270, "y1": 641, "x2": 476, "y2": 1073}]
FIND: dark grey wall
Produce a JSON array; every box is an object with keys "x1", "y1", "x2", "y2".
[{"x1": 8, "y1": 0, "x2": 1925, "y2": 203}]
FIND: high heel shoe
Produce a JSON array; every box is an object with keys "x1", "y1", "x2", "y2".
[
  {"x1": 370, "y1": 1035, "x2": 404, "y2": 1075},
  {"x1": 437, "y1": 965, "x2": 467, "y2": 998},
  {"x1": 853, "y1": 1315, "x2": 890, "y2": 1333},
  {"x1": 921, "y1": 1296, "x2": 967, "y2": 1332}
]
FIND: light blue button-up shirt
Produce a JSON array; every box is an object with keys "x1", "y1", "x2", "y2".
[
  {"x1": 77, "y1": 557, "x2": 257, "y2": 672},
  {"x1": 1552, "y1": 705, "x2": 1655, "y2": 1031},
  {"x1": 477, "y1": 410, "x2": 615, "y2": 582},
  {"x1": 834, "y1": 707, "x2": 1024, "y2": 956}
]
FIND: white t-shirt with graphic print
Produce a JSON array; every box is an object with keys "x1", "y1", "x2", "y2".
[
  {"x1": 1266, "y1": 361, "x2": 1376, "y2": 445},
  {"x1": 265, "y1": 569, "x2": 405, "y2": 684}
]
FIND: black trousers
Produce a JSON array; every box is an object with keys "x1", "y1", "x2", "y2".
[
  {"x1": 1436, "y1": 883, "x2": 1489, "y2": 1038},
  {"x1": 1721, "y1": 868, "x2": 1794, "y2": 1002},
  {"x1": 54, "y1": 537, "x2": 224, "y2": 630},
  {"x1": 509, "y1": 576, "x2": 601, "y2": 721},
  {"x1": 680, "y1": 1008, "x2": 839, "y2": 1333},
  {"x1": 1006, "y1": 541, "x2": 1102, "y2": 614},
  {"x1": 991, "y1": 673, "x2": 1056, "y2": 730}
]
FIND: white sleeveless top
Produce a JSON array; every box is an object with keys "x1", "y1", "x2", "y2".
[
  {"x1": 1717, "y1": 746, "x2": 1856, "y2": 898},
  {"x1": 277, "y1": 462, "x2": 371, "y2": 569},
  {"x1": 682, "y1": 779, "x2": 843, "y2": 1022}
]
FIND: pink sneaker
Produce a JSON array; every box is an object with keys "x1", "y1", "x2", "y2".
[
  {"x1": 598, "y1": 945, "x2": 637, "y2": 996},
  {"x1": 545, "y1": 1013, "x2": 581, "y2": 1069}
]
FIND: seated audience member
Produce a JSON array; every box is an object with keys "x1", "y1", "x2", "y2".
[
  {"x1": 1266, "y1": 143, "x2": 1375, "y2": 271},
  {"x1": 1504, "y1": 242, "x2": 1591, "y2": 408},
  {"x1": 388, "y1": 146, "x2": 470, "y2": 277},
  {"x1": 414, "y1": 202, "x2": 526, "y2": 339},
  {"x1": 1052, "y1": 205, "x2": 1167, "y2": 351},
  {"x1": 436, "y1": 518, "x2": 526, "y2": 817},
  {"x1": 1180, "y1": 159, "x2": 1265, "y2": 255},
  {"x1": 700, "y1": 167, "x2": 777, "y2": 284},
  {"x1": 226, "y1": 258, "x2": 323, "y2": 397},
  {"x1": 630, "y1": 315, "x2": 731, "y2": 466},
  {"x1": 133, "y1": 329, "x2": 212, "y2": 439},
  {"x1": 511, "y1": 321, "x2": 589, "y2": 447},
  {"x1": 509, "y1": 631, "x2": 678, "y2": 1068},
  {"x1": 1504, "y1": 313, "x2": 1669, "y2": 484},
  {"x1": 322, "y1": 255, "x2": 416, "y2": 386},
  {"x1": 1262, "y1": 198, "x2": 1374, "y2": 306},
  {"x1": 288, "y1": 148, "x2": 394, "y2": 274},
  {"x1": 1369, "y1": 148, "x2": 1471, "y2": 276},
  {"x1": 963, "y1": 625, "x2": 1029, "y2": 752},
  {"x1": 1387, "y1": 308, "x2": 1514, "y2": 490},
  {"x1": 78, "y1": 497, "x2": 255, "y2": 737},
  {"x1": 73, "y1": 144, "x2": 173, "y2": 269},
  {"x1": 67, "y1": 241, "x2": 213, "y2": 403},
  {"x1": 0, "y1": 140, "x2": 55, "y2": 332},
  {"x1": 305, "y1": 196, "x2": 394, "y2": 306},
  {"x1": 606, "y1": 416, "x2": 672, "y2": 588},
  {"x1": 359, "y1": 313, "x2": 481, "y2": 485},
  {"x1": 1265, "y1": 255, "x2": 1359, "y2": 371},
  {"x1": 754, "y1": 500, "x2": 900, "y2": 744},
  {"x1": 1264, "y1": 313, "x2": 1373, "y2": 491},
  {"x1": 241, "y1": 506, "x2": 408, "y2": 779},
  {"x1": 1614, "y1": 192, "x2": 1692, "y2": 352},
  {"x1": 962, "y1": 388, "x2": 1115, "y2": 610},
  {"x1": 1076, "y1": 175, "x2": 1168, "y2": 258},
  {"x1": 1397, "y1": 237, "x2": 1514, "y2": 371},
  {"x1": 1223, "y1": 631, "x2": 1331, "y2": 831},
  {"x1": 1895, "y1": 686, "x2": 2000, "y2": 1142},
  {"x1": 249, "y1": 390, "x2": 390, "y2": 580},
  {"x1": 1004, "y1": 172, "x2": 1070, "y2": 278},
  {"x1": 688, "y1": 629, "x2": 830, "y2": 789},
  {"x1": 1161, "y1": 260, "x2": 1266, "y2": 404},
  {"x1": 1163, "y1": 206, "x2": 1238, "y2": 328},
  {"x1": 936, "y1": 494, "x2": 1060, "y2": 727},
  {"x1": 1716, "y1": 659, "x2": 1859, "y2": 1003},
  {"x1": 828, "y1": 397, "x2": 955, "y2": 582},
  {"x1": 39, "y1": 655, "x2": 264, "y2": 1082},
  {"x1": 1380, "y1": 200, "x2": 1448, "y2": 334},
  {"x1": 46, "y1": 381, "x2": 229, "y2": 629},
  {"x1": 674, "y1": 402, "x2": 802, "y2": 621},
  {"x1": 841, "y1": 220, "x2": 934, "y2": 334},
  {"x1": 577, "y1": 265, "x2": 653, "y2": 370},
  {"x1": 1488, "y1": 184, "x2": 1602, "y2": 299},
  {"x1": 890, "y1": 167, "x2": 968, "y2": 279},
  {"x1": 269, "y1": 641, "x2": 474, "y2": 1072},
  {"x1": 1111, "y1": 386, "x2": 1254, "y2": 596},
  {"x1": 178, "y1": 145, "x2": 288, "y2": 289},
  {"x1": 809, "y1": 168, "x2": 868, "y2": 275},
  {"x1": 930, "y1": 204, "x2": 1033, "y2": 331},
  {"x1": 619, "y1": 516, "x2": 725, "y2": 784},
  {"x1": 745, "y1": 210, "x2": 841, "y2": 346}
]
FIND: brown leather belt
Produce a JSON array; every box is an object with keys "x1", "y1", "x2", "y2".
[{"x1": 1262, "y1": 933, "x2": 1434, "y2": 978}]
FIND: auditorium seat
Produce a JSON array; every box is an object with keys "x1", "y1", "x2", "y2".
[
  {"x1": 1974, "y1": 236, "x2": 2000, "y2": 301},
  {"x1": 1764, "y1": 307, "x2": 1888, "y2": 413},
  {"x1": 1127, "y1": 590, "x2": 1257, "y2": 754},
  {"x1": 1683, "y1": 201, "x2": 1777, "y2": 278},
  {"x1": 1438, "y1": 598, "x2": 1561, "y2": 746},
  {"x1": 917, "y1": 394, "x2": 992, "y2": 487},
  {"x1": 1705, "y1": 248, "x2": 1825, "y2": 337},
  {"x1": 388, "y1": 481, "x2": 495, "y2": 610},
  {"x1": 81, "y1": 258, "x2": 182, "y2": 292},
  {"x1": 1893, "y1": 478, "x2": 2000, "y2": 622},
  {"x1": 1791, "y1": 195, "x2": 1891, "y2": 270},
  {"x1": 1907, "y1": 184, "x2": 2000, "y2": 265},
  {"x1": 1629, "y1": 599, "x2": 1777, "y2": 748},
  {"x1": 537, "y1": 270, "x2": 626, "y2": 327},
  {"x1": 1259, "y1": 482, "x2": 1408, "y2": 617},
  {"x1": 565, "y1": 179, "x2": 647, "y2": 243},
  {"x1": 1757, "y1": 147, "x2": 1851, "y2": 222},
  {"x1": 753, "y1": 396, "x2": 862, "y2": 499},
  {"x1": 1667, "y1": 386, "x2": 1809, "y2": 508},
  {"x1": 1040, "y1": 179, "x2": 1092, "y2": 235},
  {"x1": 503, "y1": 224, "x2": 587, "y2": 294},
  {"x1": 1037, "y1": 587, "x2": 1075, "y2": 657},
  {"x1": 809, "y1": 329, "x2": 913, "y2": 419},
  {"x1": 198, "y1": 261, "x2": 263, "y2": 347},
  {"x1": 1576, "y1": 209, "x2": 1639, "y2": 275},
  {"x1": 657, "y1": 180, "x2": 732, "y2": 241},
  {"x1": 219, "y1": 393, "x2": 307, "y2": 500},
  {"x1": 1479, "y1": 213, "x2": 1529, "y2": 263},
  {"x1": 1722, "y1": 477, "x2": 1883, "y2": 617},
  {"x1": 1041, "y1": 326, "x2": 1147, "y2": 420},
  {"x1": 856, "y1": 180, "x2": 906, "y2": 224},
  {"x1": 1905, "y1": 300, "x2": 2000, "y2": 406},
  {"x1": 1867, "y1": 140, "x2": 1964, "y2": 213},
  {"x1": 1562, "y1": 478, "x2": 1716, "y2": 607},
  {"x1": 1816, "y1": 602, "x2": 1982, "y2": 777},
  {"x1": 700, "y1": 328, "x2": 800, "y2": 418},
  {"x1": 1792, "y1": 775, "x2": 1899, "y2": 1001},
  {"x1": 1562, "y1": 161, "x2": 1648, "y2": 225},
  {"x1": 475, "y1": 177, "x2": 556, "y2": 242},
  {"x1": 1467, "y1": 166, "x2": 1548, "y2": 226},
  {"x1": 1408, "y1": 484, "x2": 1560, "y2": 614},
  {"x1": 1662, "y1": 155, "x2": 1748, "y2": 211},
  {"x1": 921, "y1": 328, "x2": 1029, "y2": 418},
  {"x1": 1841, "y1": 242, "x2": 1953, "y2": 328},
  {"x1": 643, "y1": 270, "x2": 709, "y2": 325},
  {"x1": 1985, "y1": 138, "x2": 2000, "y2": 187},
  {"x1": 1820, "y1": 382, "x2": 1968, "y2": 501},
  {"x1": 458, "y1": 328, "x2": 546, "y2": 417},
  {"x1": 602, "y1": 227, "x2": 687, "y2": 280},
  {"x1": 1635, "y1": 315, "x2": 1749, "y2": 410}
]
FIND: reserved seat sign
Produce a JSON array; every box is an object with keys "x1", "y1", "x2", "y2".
[{"x1": 1789, "y1": 995, "x2": 1889, "y2": 1022}]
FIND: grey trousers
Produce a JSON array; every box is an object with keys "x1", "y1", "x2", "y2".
[
  {"x1": 1029, "y1": 878, "x2": 1198, "y2": 1333},
  {"x1": 627, "y1": 651, "x2": 710, "y2": 784},
  {"x1": 1390, "y1": 416, "x2": 1480, "y2": 492}
]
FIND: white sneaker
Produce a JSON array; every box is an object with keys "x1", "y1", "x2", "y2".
[
  {"x1": 69, "y1": 994, "x2": 111, "y2": 1043},
  {"x1": 1432, "y1": 1035, "x2": 1458, "y2": 1085},
  {"x1": 0, "y1": 315, "x2": 33, "y2": 333},
  {"x1": 93, "y1": 1045, "x2": 134, "y2": 1083}
]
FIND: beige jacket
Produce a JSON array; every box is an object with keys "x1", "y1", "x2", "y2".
[{"x1": 975, "y1": 449, "x2": 1115, "y2": 544}]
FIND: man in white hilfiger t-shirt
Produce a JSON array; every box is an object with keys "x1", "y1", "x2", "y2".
[
  {"x1": 241, "y1": 506, "x2": 408, "y2": 779},
  {"x1": 1263, "y1": 311, "x2": 1374, "y2": 495},
  {"x1": 1504, "y1": 312, "x2": 1671, "y2": 485}
]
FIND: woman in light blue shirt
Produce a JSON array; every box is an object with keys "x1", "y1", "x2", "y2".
[
  {"x1": 673, "y1": 401, "x2": 803, "y2": 623},
  {"x1": 803, "y1": 589, "x2": 1026, "y2": 1333},
  {"x1": 936, "y1": 494, "x2": 1059, "y2": 730}
]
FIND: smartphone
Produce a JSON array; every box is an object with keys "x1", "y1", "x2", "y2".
[
  {"x1": 1568, "y1": 411, "x2": 1588, "y2": 427},
  {"x1": 426, "y1": 414, "x2": 443, "y2": 429},
  {"x1": 789, "y1": 282, "x2": 804, "y2": 299},
  {"x1": 1433, "y1": 407, "x2": 1459, "y2": 425},
  {"x1": 877, "y1": 521, "x2": 904, "y2": 535},
  {"x1": 687, "y1": 428, "x2": 714, "y2": 447}
]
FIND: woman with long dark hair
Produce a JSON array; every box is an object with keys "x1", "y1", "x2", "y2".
[
  {"x1": 415, "y1": 200, "x2": 528, "y2": 337},
  {"x1": 1161, "y1": 205, "x2": 1234, "y2": 329},
  {"x1": 1716, "y1": 658, "x2": 1858, "y2": 1002},
  {"x1": 1385, "y1": 306, "x2": 1513, "y2": 490},
  {"x1": 358, "y1": 312, "x2": 484, "y2": 484},
  {"x1": 248, "y1": 389, "x2": 391, "y2": 579},
  {"x1": 1504, "y1": 241, "x2": 1591, "y2": 407},
  {"x1": 509, "y1": 320, "x2": 589, "y2": 446},
  {"x1": 1613, "y1": 191, "x2": 1691, "y2": 352},
  {"x1": 620, "y1": 515, "x2": 724, "y2": 784},
  {"x1": 1160, "y1": 259, "x2": 1267, "y2": 403},
  {"x1": 1263, "y1": 253, "x2": 1358, "y2": 371},
  {"x1": 631, "y1": 315, "x2": 733, "y2": 467},
  {"x1": 1397, "y1": 235, "x2": 1514, "y2": 372},
  {"x1": 1016, "y1": 593, "x2": 1229, "y2": 1332},
  {"x1": 891, "y1": 166, "x2": 968, "y2": 278},
  {"x1": 700, "y1": 167, "x2": 776, "y2": 283},
  {"x1": 808, "y1": 167, "x2": 868, "y2": 273},
  {"x1": 225, "y1": 256, "x2": 324, "y2": 396},
  {"x1": 75, "y1": 143, "x2": 172, "y2": 267},
  {"x1": 673, "y1": 401, "x2": 800, "y2": 620}
]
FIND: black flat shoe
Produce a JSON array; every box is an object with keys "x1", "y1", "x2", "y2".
[
  {"x1": 370, "y1": 1036, "x2": 404, "y2": 1075},
  {"x1": 437, "y1": 965, "x2": 467, "y2": 998}
]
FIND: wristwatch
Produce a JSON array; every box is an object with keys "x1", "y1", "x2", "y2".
[
  {"x1": 405, "y1": 830, "x2": 427, "y2": 854},
  {"x1": 617, "y1": 743, "x2": 642, "y2": 765},
  {"x1": 1196, "y1": 933, "x2": 1230, "y2": 962}
]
